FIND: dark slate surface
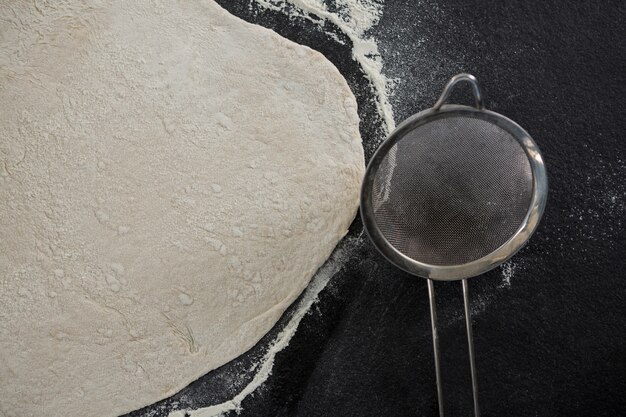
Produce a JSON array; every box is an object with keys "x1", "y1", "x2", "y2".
[{"x1": 130, "y1": 1, "x2": 626, "y2": 416}]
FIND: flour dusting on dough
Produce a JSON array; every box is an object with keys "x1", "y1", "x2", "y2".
[
  {"x1": 167, "y1": 1, "x2": 394, "y2": 416},
  {"x1": 171, "y1": 238, "x2": 359, "y2": 417},
  {"x1": 0, "y1": 1, "x2": 364, "y2": 415}
]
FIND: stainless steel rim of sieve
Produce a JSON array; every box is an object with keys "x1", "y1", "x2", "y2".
[{"x1": 360, "y1": 74, "x2": 548, "y2": 417}]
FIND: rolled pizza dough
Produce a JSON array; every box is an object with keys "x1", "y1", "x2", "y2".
[{"x1": 0, "y1": 1, "x2": 364, "y2": 416}]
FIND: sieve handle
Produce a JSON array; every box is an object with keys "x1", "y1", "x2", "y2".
[
  {"x1": 463, "y1": 279, "x2": 481, "y2": 417},
  {"x1": 427, "y1": 279, "x2": 481, "y2": 417},
  {"x1": 427, "y1": 279, "x2": 445, "y2": 417},
  {"x1": 433, "y1": 73, "x2": 485, "y2": 111}
]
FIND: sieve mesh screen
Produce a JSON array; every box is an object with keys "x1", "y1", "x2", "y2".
[{"x1": 371, "y1": 115, "x2": 533, "y2": 266}]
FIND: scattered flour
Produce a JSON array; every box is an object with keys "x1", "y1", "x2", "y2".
[
  {"x1": 254, "y1": 0, "x2": 395, "y2": 136},
  {"x1": 498, "y1": 260, "x2": 516, "y2": 289},
  {"x1": 442, "y1": 259, "x2": 522, "y2": 328}
]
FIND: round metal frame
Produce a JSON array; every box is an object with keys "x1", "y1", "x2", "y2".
[{"x1": 360, "y1": 74, "x2": 548, "y2": 281}]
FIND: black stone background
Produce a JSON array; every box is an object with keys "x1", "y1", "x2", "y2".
[{"x1": 130, "y1": 1, "x2": 626, "y2": 416}]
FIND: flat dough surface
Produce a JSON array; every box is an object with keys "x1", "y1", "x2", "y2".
[{"x1": 0, "y1": 1, "x2": 364, "y2": 416}]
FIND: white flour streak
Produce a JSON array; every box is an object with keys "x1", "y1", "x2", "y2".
[
  {"x1": 254, "y1": 0, "x2": 396, "y2": 135},
  {"x1": 169, "y1": 240, "x2": 358, "y2": 417},
  {"x1": 253, "y1": 0, "x2": 398, "y2": 205}
]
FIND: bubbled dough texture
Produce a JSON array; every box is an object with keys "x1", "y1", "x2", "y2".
[{"x1": 0, "y1": 1, "x2": 364, "y2": 416}]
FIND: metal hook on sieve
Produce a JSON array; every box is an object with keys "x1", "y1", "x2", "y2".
[
  {"x1": 360, "y1": 73, "x2": 547, "y2": 417},
  {"x1": 433, "y1": 73, "x2": 485, "y2": 111}
]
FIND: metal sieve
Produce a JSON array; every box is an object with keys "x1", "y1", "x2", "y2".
[{"x1": 360, "y1": 74, "x2": 547, "y2": 417}]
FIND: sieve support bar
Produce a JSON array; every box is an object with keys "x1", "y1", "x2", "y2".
[
  {"x1": 427, "y1": 279, "x2": 445, "y2": 417},
  {"x1": 427, "y1": 279, "x2": 480, "y2": 417},
  {"x1": 462, "y1": 279, "x2": 481, "y2": 417}
]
